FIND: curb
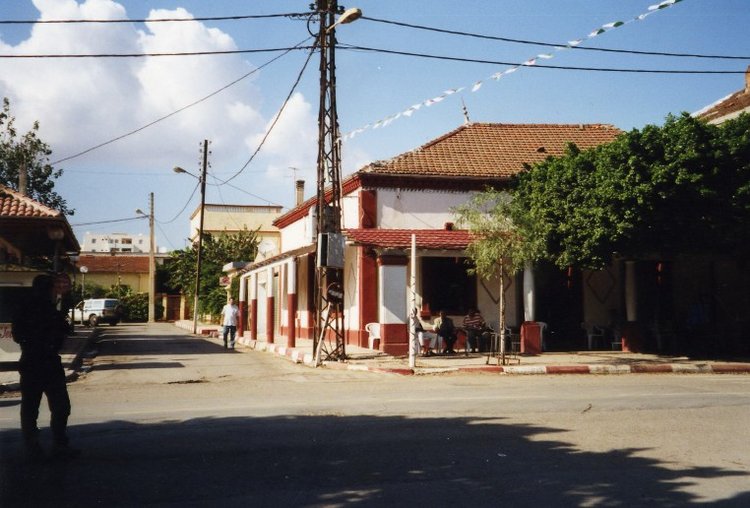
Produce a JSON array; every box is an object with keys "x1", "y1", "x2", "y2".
[
  {"x1": 0, "y1": 327, "x2": 101, "y2": 393},
  {"x1": 234, "y1": 337, "x2": 750, "y2": 376}
]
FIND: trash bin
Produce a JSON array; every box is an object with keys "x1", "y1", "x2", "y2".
[{"x1": 520, "y1": 321, "x2": 542, "y2": 355}]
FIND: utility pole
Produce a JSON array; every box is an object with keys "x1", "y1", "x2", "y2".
[
  {"x1": 312, "y1": 0, "x2": 351, "y2": 364},
  {"x1": 193, "y1": 140, "x2": 209, "y2": 334},
  {"x1": 148, "y1": 192, "x2": 156, "y2": 323}
]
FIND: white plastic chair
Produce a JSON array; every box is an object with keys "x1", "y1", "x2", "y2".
[{"x1": 365, "y1": 322, "x2": 381, "y2": 350}]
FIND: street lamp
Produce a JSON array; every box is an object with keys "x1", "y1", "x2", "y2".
[
  {"x1": 174, "y1": 140, "x2": 209, "y2": 335},
  {"x1": 136, "y1": 192, "x2": 156, "y2": 323}
]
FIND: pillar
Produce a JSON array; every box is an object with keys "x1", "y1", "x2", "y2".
[
  {"x1": 377, "y1": 254, "x2": 409, "y2": 355},
  {"x1": 266, "y1": 267, "x2": 275, "y2": 343},
  {"x1": 250, "y1": 273, "x2": 258, "y2": 341},
  {"x1": 523, "y1": 262, "x2": 535, "y2": 322},
  {"x1": 238, "y1": 274, "x2": 248, "y2": 336},
  {"x1": 287, "y1": 259, "x2": 297, "y2": 348}
]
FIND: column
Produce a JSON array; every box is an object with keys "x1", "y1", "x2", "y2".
[
  {"x1": 249, "y1": 273, "x2": 258, "y2": 341},
  {"x1": 266, "y1": 267, "x2": 275, "y2": 344},
  {"x1": 377, "y1": 254, "x2": 409, "y2": 355},
  {"x1": 287, "y1": 259, "x2": 297, "y2": 348},
  {"x1": 523, "y1": 262, "x2": 535, "y2": 322},
  {"x1": 238, "y1": 274, "x2": 247, "y2": 336}
]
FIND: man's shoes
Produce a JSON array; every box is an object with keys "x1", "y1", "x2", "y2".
[{"x1": 50, "y1": 444, "x2": 81, "y2": 460}]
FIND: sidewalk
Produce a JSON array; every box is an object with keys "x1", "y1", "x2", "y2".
[
  {"x1": 0, "y1": 326, "x2": 100, "y2": 393},
  {"x1": 173, "y1": 320, "x2": 750, "y2": 376}
]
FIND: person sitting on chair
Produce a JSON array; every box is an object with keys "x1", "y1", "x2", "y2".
[
  {"x1": 434, "y1": 310, "x2": 456, "y2": 354},
  {"x1": 462, "y1": 308, "x2": 487, "y2": 354}
]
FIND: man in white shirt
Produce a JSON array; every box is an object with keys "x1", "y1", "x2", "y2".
[{"x1": 220, "y1": 297, "x2": 240, "y2": 349}]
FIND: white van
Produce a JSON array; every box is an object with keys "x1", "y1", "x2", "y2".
[{"x1": 78, "y1": 299, "x2": 123, "y2": 327}]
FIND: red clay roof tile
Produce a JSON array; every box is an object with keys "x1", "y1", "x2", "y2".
[
  {"x1": 345, "y1": 228, "x2": 471, "y2": 249},
  {"x1": 0, "y1": 184, "x2": 62, "y2": 218},
  {"x1": 362, "y1": 122, "x2": 621, "y2": 179}
]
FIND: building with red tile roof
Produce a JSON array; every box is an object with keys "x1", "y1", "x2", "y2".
[
  {"x1": 234, "y1": 123, "x2": 623, "y2": 356},
  {"x1": 694, "y1": 66, "x2": 750, "y2": 124},
  {"x1": 0, "y1": 183, "x2": 79, "y2": 268}
]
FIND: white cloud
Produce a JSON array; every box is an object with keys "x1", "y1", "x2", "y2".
[{"x1": 0, "y1": 0, "x2": 300, "y2": 174}]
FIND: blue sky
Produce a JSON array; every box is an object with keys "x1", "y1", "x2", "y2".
[{"x1": 1, "y1": 0, "x2": 749, "y2": 251}]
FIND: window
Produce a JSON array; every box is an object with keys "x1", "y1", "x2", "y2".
[{"x1": 421, "y1": 257, "x2": 476, "y2": 316}]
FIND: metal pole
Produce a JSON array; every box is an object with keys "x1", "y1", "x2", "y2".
[
  {"x1": 192, "y1": 140, "x2": 208, "y2": 334},
  {"x1": 148, "y1": 192, "x2": 156, "y2": 323},
  {"x1": 313, "y1": 0, "x2": 346, "y2": 363}
]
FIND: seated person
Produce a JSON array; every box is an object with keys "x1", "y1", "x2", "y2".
[
  {"x1": 411, "y1": 309, "x2": 439, "y2": 356},
  {"x1": 462, "y1": 308, "x2": 489, "y2": 354},
  {"x1": 433, "y1": 310, "x2": 457, "y2": 354}
]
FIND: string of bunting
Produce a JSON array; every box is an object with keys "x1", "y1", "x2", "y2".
[{"x1": 340, "y1": 0, "x2": 683, "y2": 142}]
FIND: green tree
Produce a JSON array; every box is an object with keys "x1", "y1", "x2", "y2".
[
  {"x1": 167, "y1": 228, "x2": 259, "y2": 319},
  {"x1": 0, "y1": 97, "x2": 72, "y2": 214},
  {"x1": 511, "y1": 113, "x2": 750, "y2": 269},
  {"x1": 453, "y1": 189, "x2": 541, "y2": 348}
]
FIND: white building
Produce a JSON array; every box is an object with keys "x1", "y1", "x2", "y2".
[{"x1": 82, "y1": 232, "x2": 150, "y2": 253}]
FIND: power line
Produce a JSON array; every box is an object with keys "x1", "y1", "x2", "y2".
[
  {"x1": 71, "y1": 216, "x2": 145, "y2": 227},
  {"x1": 0, "y1": 45, "x2": 313, "y2": 59},
  {"x1": 0, "y1": 12, "x2": 309, "y2": 25},
  {"x1": 218, "y1": 41, "x2": 318, "y2": 186},
  {"x1": 157, "y1": 181, "x2": 200, "y2": 225},
  {"x1": 362, "y1": 16, "x2": 750, "y2": 61},
  {"x1": 50, "y1": 37, "x2": 312, "y2": 166},
  {"x1": 340, "y1": 45, "x2": 749, "y2": 74}
]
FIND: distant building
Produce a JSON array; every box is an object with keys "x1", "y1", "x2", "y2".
[
  {"x1": 82, "y1": 232, "x2": 153, "y2": 253},
  {"x1": 189, "y1": 203, "x2": 285, "y2": 259},
  {"x1": 694, "y1": 65, "x2": 750, "y2": 124}
]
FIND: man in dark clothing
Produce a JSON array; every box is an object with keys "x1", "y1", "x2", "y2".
[{"x1": 11, "y1": 274, "x2": 78, "y2": 460}]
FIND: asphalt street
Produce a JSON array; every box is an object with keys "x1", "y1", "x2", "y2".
[{"x1": 1, "y1": 323, "x2": 749, "y2": 507}]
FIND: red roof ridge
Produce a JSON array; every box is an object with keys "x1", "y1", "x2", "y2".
[{"x1": 0, "y1": 183, "x2": 62, "y2": 218}]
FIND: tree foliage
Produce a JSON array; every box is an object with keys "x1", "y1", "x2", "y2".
[
  {"x1": 511, "y1": 113, "x2": 750, "y2": 269},
  {"x1": 0, "y1": 97, "x2": 72, "y2": 214},
  {"x1": 453, "y1": 189, "x2": 542, "y2": 334},
  {"x1": 167, "y1": 228, "x2": 259, "y2": 317}
]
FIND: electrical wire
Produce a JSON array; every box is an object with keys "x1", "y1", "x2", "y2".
[
  {"x1": 50, "y1": 37, "x2": 313, "y2": 166},
  {"x1": 362, "y1": 16, "x2": 750, "y2": 61},
  {"x1": 0, "y1": 46, "x2": 313, "y2": 59},
  {"x1": 340, "y1": 45, "x2": 749, "y2": 74},
  {"x1": 71, "y1": 216, "x2": 146, "y2": 227},
  {"x1": 208, "y1": 173, "x2": 284, "y2": 208},
  {"x1": 0, "y1": 12, "x2": 309, "y2": 25},
  {"x1": 157, "y1": 180, "x2": 200, "y2": 225},
  {"x1": 218, "y1": 41, "x2": 318, "y2": 186}
]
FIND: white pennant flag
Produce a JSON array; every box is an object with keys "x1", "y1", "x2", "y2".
[{"x1": 471, "y1": 81, "x2": 483, "y2": 92}]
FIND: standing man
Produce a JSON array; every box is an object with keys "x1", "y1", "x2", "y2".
[
  {"x1": 221, "y1": 297, "x2": 240, "y2": 350},
  {"x1": 12, "y1": 274, "x2": 78, "y2": 461}
]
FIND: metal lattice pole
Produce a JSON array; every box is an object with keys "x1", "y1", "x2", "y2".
[{"x1": 313, "y1": 0, "x2": 346, "y2": 365}]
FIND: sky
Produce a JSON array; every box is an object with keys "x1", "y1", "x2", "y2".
[{"x1": 1, "y1": 0, "x2": 749, "y2": 252}]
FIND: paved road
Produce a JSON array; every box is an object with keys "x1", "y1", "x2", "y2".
[{"x1": 1, "y1": 323, "x2": 749, "y2": 507}]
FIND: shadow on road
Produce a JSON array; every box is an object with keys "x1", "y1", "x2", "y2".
[{"x1": 2, "y1": 414, "x2": 748, "y2": 506}]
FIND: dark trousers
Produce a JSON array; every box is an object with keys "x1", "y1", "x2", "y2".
[
  {"x1": 223, "y1": 325, "x2": 237, "y2": 348},
  {"x1": 442, "y1": 334, "x2": 457, "y2": 352},
  {"x1": 19, "y1": 356, "x2": 71, "y2": 446}
]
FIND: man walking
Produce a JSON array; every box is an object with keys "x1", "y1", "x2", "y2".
[{"x1": 220, "y1": 297, "x2": 240, "y2": 349}]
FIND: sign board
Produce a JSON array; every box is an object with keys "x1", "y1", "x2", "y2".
[
  {"x1": 326, "y1": 282, "x2": 343, "y2": 304},
  {"x1": 219, "y1": 276, "x2": 231, "y2": 287}
]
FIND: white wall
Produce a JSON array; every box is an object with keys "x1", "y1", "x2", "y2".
[
  {"x1": 377, "y1": 189, "x2": 471, "y2": 229},
  {"x1": 280, "y1": 216, "x2": 312, "y2": 252}
]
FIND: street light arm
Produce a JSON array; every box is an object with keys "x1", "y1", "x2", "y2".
[{"x1": 326, "y1": 7, "x2": 361, "y2": 32}]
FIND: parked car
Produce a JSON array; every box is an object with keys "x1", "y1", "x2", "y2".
[{"x1": 77, "y1": 298, "x2": 123, "y2": 327}]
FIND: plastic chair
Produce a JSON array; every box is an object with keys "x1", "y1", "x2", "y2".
[
  {"x1": 365, "y1": 322, "x2": 381, "y2": 350},
  {"x1": 582, "y1": 322, "x2": 605, "y2": 350}
]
